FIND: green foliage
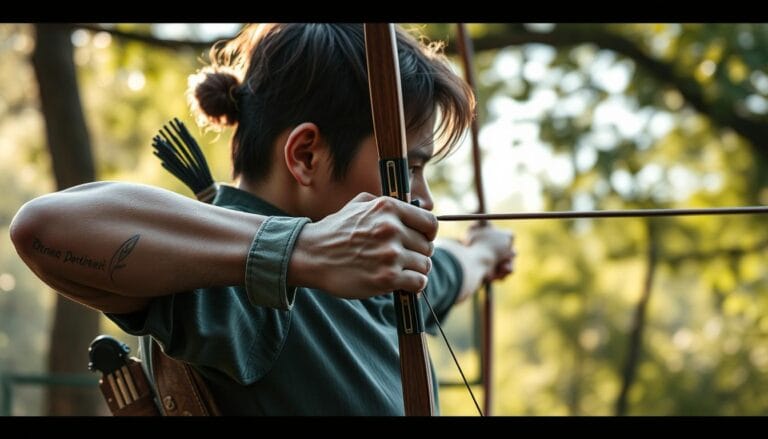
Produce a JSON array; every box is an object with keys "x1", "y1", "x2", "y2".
[
  {"x1": 428, "y1": 23, "x2": 768, "y2": 415},
  {"x1": 2, "y1": 23, "x2": 768, "y2": 415},
  {"x1": 0, "y1": 23, "x2": 231, "y2": 415}
]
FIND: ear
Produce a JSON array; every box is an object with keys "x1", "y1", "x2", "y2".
[{"x1": 283, "y1": 122, "x2": 326, "y2": 186}]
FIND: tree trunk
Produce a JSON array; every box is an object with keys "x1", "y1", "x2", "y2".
[
  {"x1": 615, "y1": 220, "x2": 658, "y2": 415},
  {"x1": 31, "y1": 23, "x2": 103, "y2": 416}
]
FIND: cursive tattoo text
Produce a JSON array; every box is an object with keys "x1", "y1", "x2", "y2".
[{"x1": 33, "y1": 237, "x2": 107, "y2": 271}]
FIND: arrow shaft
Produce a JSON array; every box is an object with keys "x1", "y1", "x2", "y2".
[{"x1": 437, "y1": 206, "x2": 768, "y2": 221}]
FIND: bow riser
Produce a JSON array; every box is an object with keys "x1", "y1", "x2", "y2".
[{"x1": 364, "y1": 23, "x2": 435, "y2": 416}]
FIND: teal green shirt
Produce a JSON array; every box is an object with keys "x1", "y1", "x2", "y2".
[{"x1": 107, "y1": 185, "x2": 463, "y2": 415}]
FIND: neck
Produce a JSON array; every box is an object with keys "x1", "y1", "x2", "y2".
[{"x1": 237, "y1": 174, "x2": 302, "y2": 217}]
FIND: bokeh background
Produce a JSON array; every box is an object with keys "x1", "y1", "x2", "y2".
[{"x1": 1, "y1": 23, "x2": 767, "y2": 415}]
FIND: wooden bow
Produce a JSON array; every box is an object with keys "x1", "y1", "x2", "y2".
[{"x1": 363, "y1": 23, "x2": 435, "y2": 416}]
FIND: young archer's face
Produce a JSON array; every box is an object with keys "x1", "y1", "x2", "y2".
[{"x1": 317, "y1": 120, "x2": 436, "y2": 219}]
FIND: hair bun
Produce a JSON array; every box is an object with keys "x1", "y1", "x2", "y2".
[{"x1": 189, "y1": 68, "x2": 241, "y2": 127}]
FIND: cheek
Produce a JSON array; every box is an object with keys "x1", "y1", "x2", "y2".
[
  {"x1": 345, "y1": 145, "x2": 384, "y2": 196},
  {"x1": 345, "y1": 167, "x2": 382, "y2": 196}
]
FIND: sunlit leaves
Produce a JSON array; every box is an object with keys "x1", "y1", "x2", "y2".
[
  {"x1": 426, "y1": 23, "x2": 768, "y2": 415},
  {"x1": 3, "y1": 22, "x2": 768, "y2": 415}
]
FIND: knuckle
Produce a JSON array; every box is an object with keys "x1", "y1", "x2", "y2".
[
  {"x1": 374, "y1": 268, "x2": 398, "y2": 287},
  {"x1": 372, "y1": 221, "x2": 398, "y2": 239},
  {"x1": 372, "y1": 197, "x2": 395, "y2": 213},
  {"x1": 378, "y1": 244, "x2": 400, "y2": 264},
  {"x1": 428, "y1": 214, "x2": 439, "y2": 233}
]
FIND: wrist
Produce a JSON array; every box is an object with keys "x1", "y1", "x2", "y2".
[
  {"x1": 287, "y1": 221, "x2": 320, "y2": 290},
  {"x1": 467, "y1": 242, "x2": 495, "y2": 279}
]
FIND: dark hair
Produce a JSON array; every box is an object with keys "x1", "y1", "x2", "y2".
[{"x1": 190, "y1": 23, "x2": 474, "y2": 183}]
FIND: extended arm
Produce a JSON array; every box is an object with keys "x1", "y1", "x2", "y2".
[
  {"x1": 10, "y1": 182, "x2": 438, "y2": 314},
  {"x1": 437, "y1": 224, "x2": 515, "y2": 303}
]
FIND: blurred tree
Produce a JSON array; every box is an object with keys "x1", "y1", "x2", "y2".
[
  {"x1": 432, "y1": 24, "x2": 768, "y2": 167},
  {"x1": 3, "y1": 22, "x2": 768, "y2": 416},
  {"x1": 424, "y1": 23, "x2": 768, "y2": 415},
  {"x1": 31, "y1": 23, "x2": 102, "y2": 415}
]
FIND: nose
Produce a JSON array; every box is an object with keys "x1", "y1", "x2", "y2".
[{"x1": 411, "y1": 176, "x2": 434, "y2": 212}]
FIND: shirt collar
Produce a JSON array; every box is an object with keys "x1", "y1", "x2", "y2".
[{"x1": 213, "y1": 184, "x2": 292, "y2": 217}]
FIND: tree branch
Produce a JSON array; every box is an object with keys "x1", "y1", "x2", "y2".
[
  {"x1": 445, "y1": 24, "x2": 768, "y2": 156},
  {"x1": 76, "y1": 23, "x2": 768, "y2": 155},
  {"x1": 74, "y1": 23, "x2": 217, "y2": 52},
  {"x1": 615, "y1": 220, "x2": 658, "y2": 416}
]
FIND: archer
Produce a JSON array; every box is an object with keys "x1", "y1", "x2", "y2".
[{"x1": 10, "y1": 23, "x2": 515, "y2": 415}]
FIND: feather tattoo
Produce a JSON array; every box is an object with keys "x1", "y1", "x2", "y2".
[{"x1": 108, "y1": 234, "x2": 140, "y2": 283}]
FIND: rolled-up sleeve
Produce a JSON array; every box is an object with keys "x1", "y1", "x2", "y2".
[{"x1": 245, "y1": 216, "x2": 311, "y2": 310}]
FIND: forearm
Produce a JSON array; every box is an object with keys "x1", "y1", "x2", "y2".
[
  {"x1": 10, "y1": 182, "x2": 262, "y2": 304},
  {"x1": 435, "y1": 238, "x2": 493, "y2": 303},
  {"x1": 10, "y1": 185, "x2": 439, "y2": 312}
]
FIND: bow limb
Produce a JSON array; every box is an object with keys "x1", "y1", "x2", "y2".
[
  {"x1": 364, "y1": 23, "x2": 435, "y2": 416},
  {"x1": 456, "y1": 23, "x2": 494, "y2": 416}
]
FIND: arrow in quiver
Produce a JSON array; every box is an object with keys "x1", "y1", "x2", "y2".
[{"x1": 88, "y1": 335, "x2": 161, "y2": 416}]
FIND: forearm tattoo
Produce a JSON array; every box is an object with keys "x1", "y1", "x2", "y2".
[
  {"x1": 32, "y1": 234, "x2": 141, "y2": 283},
  {"x1": 108, "y1": 235, "x2": 140, "y2": 282}
]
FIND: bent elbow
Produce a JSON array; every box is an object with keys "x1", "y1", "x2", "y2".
[{"x1": 10, "y1": 197, "x2": 54, "y2": 260}]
